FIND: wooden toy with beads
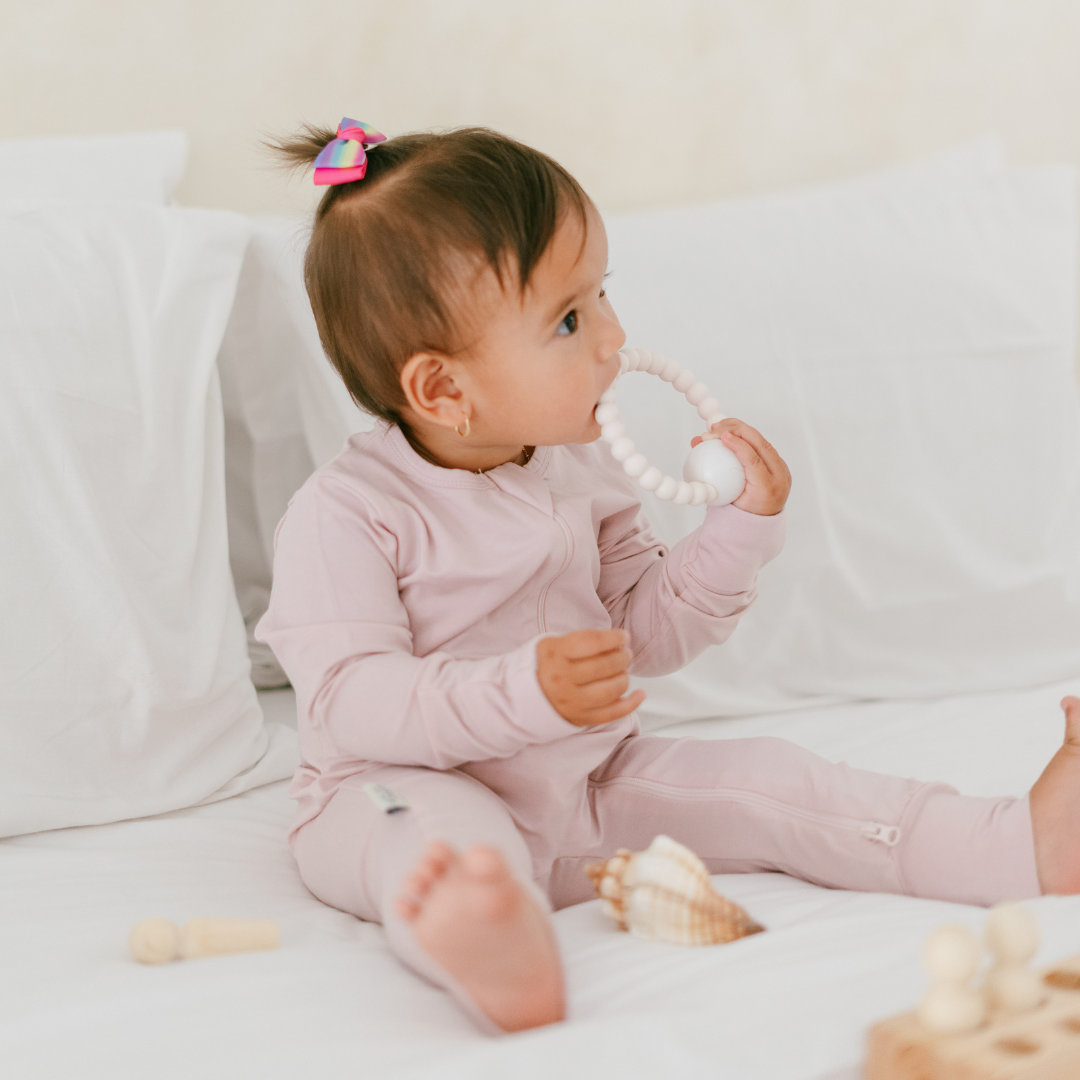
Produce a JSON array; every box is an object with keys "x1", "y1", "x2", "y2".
[{"x1": 866, "y1": 905, "x2": 1080, "y2": 1079}]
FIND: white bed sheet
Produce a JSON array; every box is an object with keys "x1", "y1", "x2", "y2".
[{"x1": 4, "y1": 679, "x2": 1080, "y2": 1080}]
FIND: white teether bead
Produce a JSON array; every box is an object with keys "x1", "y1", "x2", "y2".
[
  {"x1": 610, "y1": 437, "x2": 636, "y2": 462},
  {"x1": 688, "y1": 482, "x2": 709, "y2": 506},
  {"x1": 660, "y1": 359, "x2": 682, "y2": 382},
  {"x1": 672, "y1": 370, "x2": 696, "y2": 393},
  {"x1": 683, "y1": 439, "x2": 746, "y2": 506},
  {"x1": 595, "y1": 402, "x2": 620, "y2": 426},
  {"x1": 646, "y1": 354, "x2": 667, "y2": 376},
  {"x1": 599, "y1": 386, "x2": 618, "y2": 404},
  {"x1": 704, "y1": 484, "x2": 718, "y2": 502},
  {"x1": 686, "y1": 383, "x2": 709, "y2": 406},
  {"x1": 655, "y1": 476, "x2": 679, "y2": 501},
  {"x1": 696, "y1": 397, "x2": 720, "y2": 421},
  {"x1": 600, "y1": 421, "x2": 625, "y2": 441},
  {"x1": 637, "y1": 466, "x2": 663, "y2": 491},
  {"x1": 622, "y1": 454, "x2": 649, "y2": 478},
  {"x1": 672, "y1": 481, "x2": 694, "y2": 506}
]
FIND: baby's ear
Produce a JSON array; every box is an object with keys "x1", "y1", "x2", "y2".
[{"x1": 399, "y1": 352, "x2": 465, "y2": 430}]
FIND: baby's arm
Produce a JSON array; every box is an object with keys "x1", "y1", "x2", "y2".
[
  {"x1": 257, "y1": 483, "x2": 575, "y2": 771},
  {"x1": 599, "y1": 418, "x2": 789, "y2": 677}
]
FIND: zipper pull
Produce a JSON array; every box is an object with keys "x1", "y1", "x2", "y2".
[{"x1": 863, "y1": 822, "x2": 901, "y2": 846}]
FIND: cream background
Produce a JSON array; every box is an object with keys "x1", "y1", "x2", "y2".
[
  {"x1": 3, "y1": 0, "x2": 1080, "y2": 220},
  {"x1": 3, "y1": 2, "x2": 1079, "y2": 371}
]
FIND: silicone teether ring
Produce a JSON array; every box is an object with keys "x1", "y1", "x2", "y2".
[{"x1": 595, "y1": 348, "x2": 745, "y2": 507}]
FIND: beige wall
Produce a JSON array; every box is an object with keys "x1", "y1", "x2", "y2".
[{"x1": 3, "y1": 0, "x2": 1080, "y2": 221}]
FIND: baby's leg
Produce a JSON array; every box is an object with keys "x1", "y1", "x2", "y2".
[
  {"x1": 1030, "y1": 696, "x2": 1080, "y2": 894},
  {"x1": 292, "y1": 766, "x2": 563, "y2": 1033},
  {"x1": 548, "y1": 733, "x2": 1040, "y2": 909}
]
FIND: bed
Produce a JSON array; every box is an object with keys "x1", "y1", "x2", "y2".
[
  {"x1": 4, "y1": 680, "x2": 1080, "y2": 1080},
  {"x1": 3, "y1": 132, "x2": 1080, "y2": 1079}
]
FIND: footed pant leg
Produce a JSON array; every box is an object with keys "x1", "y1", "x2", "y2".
[
  {"x1": 291, "y1": 765, "x2": 546, "y2": 1034},
  {"x1": 547, "y1": 735, "x2": 1040, "y2": 909}
]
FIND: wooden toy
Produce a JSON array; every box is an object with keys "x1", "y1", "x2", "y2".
[
  {"x1": 129, "y1": 917, "x2": 280, "y2": 964},
  {"x1": 866, "y1": 906, "x2": 1080, "y2": 1079},
  {"x1": 587, "y1": 834, "x2": 764, "y2": 945},
  {"x1": 595, "y1": 348, "x2": 747, "y2": 508}
]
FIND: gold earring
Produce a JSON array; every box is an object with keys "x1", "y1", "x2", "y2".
[{"x1": 455, "y1": 414, "x2": 471, "y2": 438}]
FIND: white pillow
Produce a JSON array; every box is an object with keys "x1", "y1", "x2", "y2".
[
  {"x1": 217, "y1": 219, "x2": 319, "y2": 688},
  {"x1": 263, "y1": 218, "x2": 376, "y2": 470},
  {"x1": 604, "y1": 153, "x2": 1080, "y2": 724},
  {"x1": 0, "y1": 130, "x2": 188, "y2": 203},
  {"x1": 0, "y1": 201, "x2": 297, "y2": 837},
  {"x1": 216, "y1": 218, "x2": 374, "y2": 689}
]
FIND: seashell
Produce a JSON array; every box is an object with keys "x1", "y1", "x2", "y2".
[{"x1": 586, "y1": 834, "x2": 765, "y2": 945}]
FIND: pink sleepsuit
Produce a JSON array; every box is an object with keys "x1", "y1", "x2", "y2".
[{"x1": 257, "y1": 421, "x2": 1039, "y2": 1027}]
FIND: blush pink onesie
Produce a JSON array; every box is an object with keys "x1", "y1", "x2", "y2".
[{"x1": 257, "y1": 421, "x2": 1039, "y2": 1030}]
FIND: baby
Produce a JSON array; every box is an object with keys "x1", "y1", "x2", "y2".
[{"x1": 258, "y1": 119, "x2": 1080, "y2": 1034}]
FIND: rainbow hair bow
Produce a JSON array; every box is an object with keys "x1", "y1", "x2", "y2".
[{"x1": 313, "y1": 118, "x2": 387, "y2": 186}]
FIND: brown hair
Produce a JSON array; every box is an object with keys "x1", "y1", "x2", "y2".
[{"x1": 268, "y1": 124, "x2": 590, "y2": 427}]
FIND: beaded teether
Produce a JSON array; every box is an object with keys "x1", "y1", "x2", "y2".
[{"x1": 595, "y1": 348, "x2": 747, "y2": 507}]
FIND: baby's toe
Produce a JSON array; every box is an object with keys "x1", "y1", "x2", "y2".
[
  {"x1": 394, "y1": 894, "x2": 422, "y2": 921},
  {"x1": 462, "y1": 844, "x2": 511, "y2": 883},
  {"x1": 403, "y1": 842, "x2": 457, "y2": 897}
]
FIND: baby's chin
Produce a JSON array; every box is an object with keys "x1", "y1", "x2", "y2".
[
  {"x1": 574, "y1": 414, "x2": 604, "y2": 445},
  {"x1": 535, "y1": 412, "x2": 603, "y2": 447}
]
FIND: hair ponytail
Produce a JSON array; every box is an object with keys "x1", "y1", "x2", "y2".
[{"x1": 264, "y1": 123, "x2": 339, "y2": 173}]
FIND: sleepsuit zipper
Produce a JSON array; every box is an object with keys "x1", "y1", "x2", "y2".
[
  {"x1": 536, "y1": 509, "x2": 575, "y2": 634},
  {"x1": 591, "y1": 776, "x2": 902, "y2": 845}
]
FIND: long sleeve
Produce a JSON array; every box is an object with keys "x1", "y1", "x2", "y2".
[
  {"x1": 598, "y1": 502, "x2": 786, "y2": 677},
  {"x1": 256, "y1": 479, "x2": 574, "y2": 771}
]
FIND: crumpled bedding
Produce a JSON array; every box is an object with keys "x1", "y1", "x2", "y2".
[{"x1": 4, "y1": 677, "x2": 1080, "y2": 1080}]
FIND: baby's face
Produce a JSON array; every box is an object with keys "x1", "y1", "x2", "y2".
[{"x1": 462, "y1": 205, "x2": 625, "y2": 449}]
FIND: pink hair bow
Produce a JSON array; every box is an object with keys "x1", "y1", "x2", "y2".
[{"x1": 313, "y1": 118, "x2": 387, "y2": 186}]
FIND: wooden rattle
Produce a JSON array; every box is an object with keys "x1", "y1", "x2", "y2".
[
  {"x1": 129, "y1": 917, "x2": 280, "y2": 964},
  {"x1": 594, "y1": 348, "x2": 747, "y2": 508}
]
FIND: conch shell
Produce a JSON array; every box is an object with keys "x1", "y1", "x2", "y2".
[{"x1": 586, "y1": 834, "x2": 765, "y2": 945}]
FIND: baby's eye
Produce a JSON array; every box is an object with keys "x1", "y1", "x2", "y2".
[{"x1": 557, "y1": 310, "x2": 578, "y2": 336}]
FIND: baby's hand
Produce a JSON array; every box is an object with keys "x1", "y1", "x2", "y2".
[
  {"x1": 691, "y1": 419, "x2": 791, "y2": 516},
  {"x1": 536, "y1": 629, "x2": 645, "y2": 727}
]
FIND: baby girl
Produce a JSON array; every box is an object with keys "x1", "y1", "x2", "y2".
[{"x1": 258, "y1": 119, "x2": 1080, "y2": 1034}]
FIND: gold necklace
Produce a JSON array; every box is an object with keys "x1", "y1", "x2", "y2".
[{"x1": 476, "y1": 446, "x2": 533, "y2": 474}]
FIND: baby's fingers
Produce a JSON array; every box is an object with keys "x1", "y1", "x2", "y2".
[
  {"x1": 575, "y1": 673, "x2": 631, "y2": 709},
  {"x1": 578, "y1": 688, "x2": 647, "y2": 726},
  {"x1": 555, "y1": 628, "x2": 628, "y2": 661},
  {"x1": 720, "y1": 431, "x2": 767, "y2": 478},
  {"x1": 570, "y1": 647, "x2": 632, "y2": 686},
  {"x1": 711, "y1": 421, "x2": 780, "y2": 473}
]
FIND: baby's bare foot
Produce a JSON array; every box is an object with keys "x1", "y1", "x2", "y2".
[
  {"x1": 395, "y1": 842, "x2": 565, "y2": 1032},
  {"x1": 1030, "y1": 697, "x2": 1080, "y2": 894}
]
